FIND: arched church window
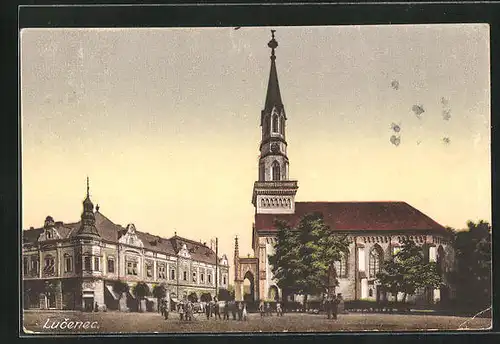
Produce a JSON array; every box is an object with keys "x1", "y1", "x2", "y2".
[
  {"x1": 280, "y1": 116, "x2": 285, "y2": 135},
  {"x1": 272, "y1": 114, "x2": 279, "y2": 133},
  {"x1": 334, "y1": 251, "x2": 348, "y2": 278},
  {"x1": 369, "y1": 246, "x2": 383, "y2": 278},
  {"x1": 272, "y1": 161, "x2": 280, "y2": 181}
]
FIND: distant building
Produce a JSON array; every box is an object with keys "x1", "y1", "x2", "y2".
[
  {"x1": 22, "y1": 180, "x2": 229, "y2": 311},
  {"x1": 234, "y1": 31, "x2": 455, "y2": 305}
]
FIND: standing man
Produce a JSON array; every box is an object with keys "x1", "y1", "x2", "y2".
[
  {"x1": 276, "y1": 302, "x2": 283, "y2": 317},
  {"x1": 332, "y1": 295, "x2": 340, "y2": 320},
  {"x1": 230, "y1": 300, "x2": 237, "y2": 320},
  {"x1": 265, "y1": 302, "x2": 272, "y2": 316},
  {"x1": 259, "y1": 301, "x2": 265, "y2": 317},
  {"x1": 205, "y1": 299, "x2": 211, "y2": 320},
  {"x1": 238, "y1": 301, "x2": 243, "y2": 321},
  {"x1": 325, "y1": 296, "x2": 332, "y2": 319},
  {"x1": 214, "y1": 297, "x2": 221, "y2": 319},
  {"x1": 223, "y1": 301, "x2": 230, "y2": 320}
]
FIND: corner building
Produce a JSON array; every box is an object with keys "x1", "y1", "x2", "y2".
[
  {"x1": 22, "y1": 181, "x2": 229, "y2": 311},
  {"x1": 234, "y1": 31, "x2": 455, "y2": 305}
]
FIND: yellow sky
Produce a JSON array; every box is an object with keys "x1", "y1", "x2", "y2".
[{"x1": 21, "y1": 26, "x2": 491, "y2": 281}]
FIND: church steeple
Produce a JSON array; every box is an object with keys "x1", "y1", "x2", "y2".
[
  {"x1": 252, "y1": 30, "x2": 298, "y2": 214},
  {"x1": 76, "y1": 177, "x2": 101, "y2": 238},
  {"x1": 264, "y1": 30, "x2": 283, "y2": 112}
]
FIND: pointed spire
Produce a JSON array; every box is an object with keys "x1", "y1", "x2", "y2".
[
  {"x1": 76, "y1": 176, "x2": 100, "y2": 238},
  {"x1": 234, "y1": 235, "x2": 240, "y2": 281},
  {"x1": 264, "y1": 30, "x2": 283, "y2": 111}
]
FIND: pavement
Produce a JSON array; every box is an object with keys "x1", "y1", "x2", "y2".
[{"x1": 22, "y1": 310, "x2": 492, "y2": 334}]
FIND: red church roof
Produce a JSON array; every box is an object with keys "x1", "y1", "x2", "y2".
[{"x1": 255, "y1": 201, "x2": 450, "y2": 235}]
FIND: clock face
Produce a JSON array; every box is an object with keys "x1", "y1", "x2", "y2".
[{"x1": 271, "y1": 143, "x2": 280, "y2": 154}]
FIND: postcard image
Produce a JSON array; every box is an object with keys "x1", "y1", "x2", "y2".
[{"x1": 20, "y1": 23, "x2": 492, "y2": 334}]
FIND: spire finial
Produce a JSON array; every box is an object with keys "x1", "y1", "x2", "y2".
[
  {"x1": 268, "y1": 29, "x2": 278, "y2": 60},
  {"x1": 86, "y1": 176, "x2": 90, "y2": 198}
]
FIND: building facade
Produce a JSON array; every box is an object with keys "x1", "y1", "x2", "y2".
[
  {"x1": 234, "y1": 31, "x2": 455, "y2": 305},
  {"x1": 22, "y1": 181, "x2": 229, "y2": 311}
]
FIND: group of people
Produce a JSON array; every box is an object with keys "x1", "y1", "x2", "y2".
[
  {"x1": 258, "y1": 301, "x2": 283, "y2": 317},
  {"x1": 159, "y1": 295, "x2": 342, "y2": 321},
  {"x1": 204, "y1": 298, "x2": 249, "y2": 321},
  {"x1": 159, "y1": 298, "x2": 250, "y2": 321},
  {"x1": 323, "y1": 294, "x2": 343, "y2": 320}
]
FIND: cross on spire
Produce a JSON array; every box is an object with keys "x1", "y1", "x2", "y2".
[
  {"x1": 268, "y1": 29, "x2": 278, "y2": 59},
  {"x1": 86, "y1": 176, "x2": 90, "y2": 198}
]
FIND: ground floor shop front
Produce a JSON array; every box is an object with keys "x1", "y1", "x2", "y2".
[{"x1": 23, "y1": 278, "x2": 219, "y2": 312}]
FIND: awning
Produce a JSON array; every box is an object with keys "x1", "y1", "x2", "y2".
[
  {"x1": 128, "y1": 290, "x2": 135, "y2": 299},
  {"x1": 105, "y1": 285, "x2": 119, "y2": 301},
  {"x1": 82, "y1": 292, "x2": 94, "y2": 299},
  {"x1": 145, "y1": 297, "x2": 155, "y2": 302},
  {"x1": 171, "y1": 298, "x2": 179, "y2": 303}
]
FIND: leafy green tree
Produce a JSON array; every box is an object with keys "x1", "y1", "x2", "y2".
[
  {"x1": 133, "y1": 282, "x2": 150, "y2": 312},
  {"x1": 268, "y1": 219, "x2": 302, "y2": 298},
  {"x1": 269, "y1": 213, "x2": 350, "y2": 308},
  {"x1": 450, "y1": 220, "x2": 491, "y2": 311},
  {"x1": 376, "y1": 237, "x2": 442, "y2": 303}
]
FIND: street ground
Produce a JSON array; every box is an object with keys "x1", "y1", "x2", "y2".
[{"x1": 22, "y1": 310, "x2": 491, "y2": 334}]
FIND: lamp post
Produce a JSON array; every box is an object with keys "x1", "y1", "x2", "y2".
[{"x1": 215, "y1": 237, "x2": 219, "y2": 299}]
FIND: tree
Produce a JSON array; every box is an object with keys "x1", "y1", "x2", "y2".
[
  {"x1": 269, "y1": 213, "x2": 350, "y2": 308},
  {"x1": 152, "y1": 283, "x2": 167, "y2": 312},
  {"x1": 217, "y1": 288, "x2": 231, "y2": 301},
  {"x1": 200, "y1": 292, "x2": 212, "y2": 303},
  {"x1": 376, "y1": 237, "x2": 443, "y2": 303},
  {"x1": 188, "y1": 292, "x2": 198, "y2": 303},
  {"x1": 450, "y1": 220, "x2": 491, "y2": 311},
  {"x1": 113, "y1": 280, "x2": 130, "y2": 295},
  {"x1": 133, "y1": 282, "x2": 150, "y2": 312}
]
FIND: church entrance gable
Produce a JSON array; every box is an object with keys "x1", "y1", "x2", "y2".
[{"x1": 234, "y1": 258, "x2": 258, "y2": 302}]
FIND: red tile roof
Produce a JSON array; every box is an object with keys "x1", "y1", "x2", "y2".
[
  {"x1": 255, "y1": 201, "x2": 450, "y2": 234},
  {"x1": 22, "y1": 212, "x2": 221, "y2": 263}
]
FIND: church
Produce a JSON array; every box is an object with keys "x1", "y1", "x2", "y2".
[{"x1": 233, "y1": 31, "x2": 455, "y2": 305}]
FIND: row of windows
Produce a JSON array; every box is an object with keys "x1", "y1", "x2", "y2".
[
  {"x1": 260, "y1": 197, "x2": 291, "y2": 208},
  {"x1": 24, "y1": 254, "x2": 229, "y2": 284}
]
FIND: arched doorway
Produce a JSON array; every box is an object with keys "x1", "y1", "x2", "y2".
[
  {"x1": 268, "y1": 285, "x2": 279, "y2": 301},
  {"x1": 243, "y1": 271, "x2": 255, "y2": 302}
]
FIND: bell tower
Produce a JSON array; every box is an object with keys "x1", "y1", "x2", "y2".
[{"x1": 252, "y1": 30, "x2": 298, "y2": 214}]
